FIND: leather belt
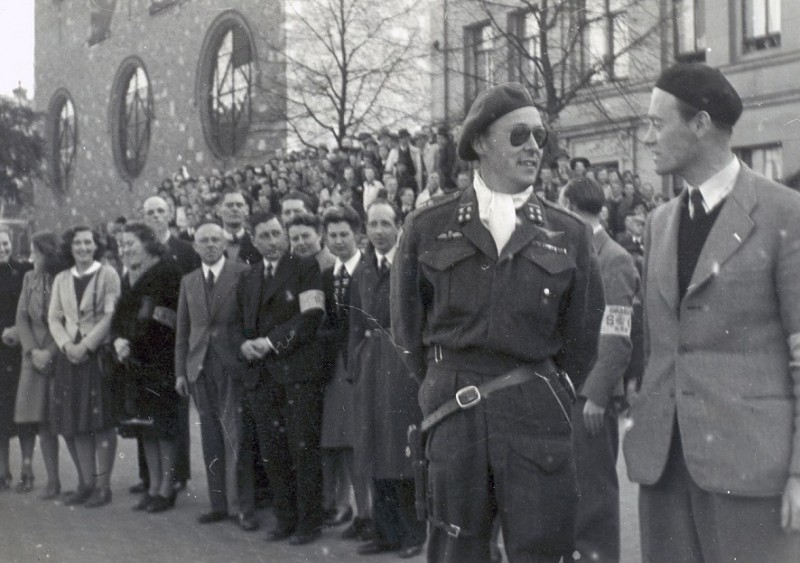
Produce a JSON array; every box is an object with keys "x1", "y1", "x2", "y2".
[{"x1": 420, "y1": 361, "x2": 556, "y2": 433}]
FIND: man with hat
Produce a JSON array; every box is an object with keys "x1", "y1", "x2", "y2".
[
  {"x1": 392, "y1": 83, "x2": 604, "y2": 562},
  {"x1": 385, "y1": 128, "x2": 424, "y2": 192},
  {"x1": 623, "y1": 62, "x2": 800, "y2": 562}
]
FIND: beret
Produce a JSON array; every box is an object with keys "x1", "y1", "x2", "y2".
[
  {"x1": 458, "y1": 82, "x2": 536, "y2": 161},
  {"x1": 655, "y1": 62, "x2": 742, "y2": 127}
]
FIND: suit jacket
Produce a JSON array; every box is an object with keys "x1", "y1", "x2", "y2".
[
  {"x1": 227, "y1": 231, "x2": 262, "y2": 266},
  {"x1": 175, "y1": 259, "x2": 250, "y2": 383},
  {"x1": 385, "y1": 145, "x2": 424, "y2": 190},
  {"x1": 623, "y1": 164, "x2": 800, "y2": 496},
  {"x1": 166, "y1": 235, "x2": 201, "y2": 276},
  {"x1": 235, "y1": 253, "x2": 324, "y2": 388},
  {"x1": 318, "y1": 254, "x2": 367, "y2": 381},
  {"x1": 579, "y1": 228, "x2": 640, "y2": 406}
]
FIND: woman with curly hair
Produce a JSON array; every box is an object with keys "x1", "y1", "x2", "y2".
[{"x1": 48, "y1": 225, "x2": 121, "y2": 508}]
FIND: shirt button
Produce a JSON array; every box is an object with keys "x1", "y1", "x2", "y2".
[{"x1": 543, "y1": 288, "x2": 551, "y2": 296}]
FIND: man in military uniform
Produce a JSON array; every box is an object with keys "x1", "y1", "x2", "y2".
[{"x1": 392, "y1": 83, "x2": 604, "y2": 563}]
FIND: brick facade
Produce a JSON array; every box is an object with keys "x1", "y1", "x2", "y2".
[{"x1": 33, "y1": 0, "x2": 286, "y2": 231}]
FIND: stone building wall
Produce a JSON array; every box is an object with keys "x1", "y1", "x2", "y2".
[{"x1": 33, "y1": 0, "x2": 286, "y2": 231}]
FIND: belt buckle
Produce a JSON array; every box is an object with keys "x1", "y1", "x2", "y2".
[{"x1": 455, "y1": 385, "x2": 481, "y2": 409}]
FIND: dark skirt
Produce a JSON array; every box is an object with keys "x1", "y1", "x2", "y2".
[
  {"x1": 0, "y1": 365, "x2": 21, "y2": 440},
  {"x1": 49, "y1": 351, "x2": 117, "y2": 437}
]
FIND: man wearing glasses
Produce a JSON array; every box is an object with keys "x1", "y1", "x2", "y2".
[{"x1": 392, "y1": 83, "x2": 604, "y2": 563}]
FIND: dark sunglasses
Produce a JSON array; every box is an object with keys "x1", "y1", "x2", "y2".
[{"x1": 509, "y1": 125, "x2": 549, "y2": 149}]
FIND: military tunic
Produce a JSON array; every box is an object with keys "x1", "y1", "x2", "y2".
[{"x1": 391, "y1": 185, "x2": 604, "y2": 562}]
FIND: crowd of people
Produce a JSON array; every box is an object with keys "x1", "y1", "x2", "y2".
[{"x1": 0, "y1": 115, "x2": 657, "y2": 561}]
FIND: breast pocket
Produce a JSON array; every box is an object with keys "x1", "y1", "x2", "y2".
[
  {"x1": 419, "y1": 242, "x2": 490, "y2": 315},
  {"x1": 514, "y1": 245, "x2": 576, "y2": 327}
]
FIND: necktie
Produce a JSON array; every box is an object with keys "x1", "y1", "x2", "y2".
[
  {"x1": 206, "y1": 270, "x2": 215, "y2": 292},
  {"x1": 230, "y1": 234, "x2": 240, "y2": 246},
  {"x1": 378, "y1": 256, "x2": 389, "y2": 276},
  {"x1": 690, "y1": 189, "x2": 707, "y2": 221},
  {"x1": 335, "y1": 267, "x2": 350, "y2": 306},
  {"x1": 264, "y1": 262, "x2": 273, "y2": 281}
]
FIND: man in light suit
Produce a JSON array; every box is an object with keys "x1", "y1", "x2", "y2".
[
  {"x1": 562, "y1": 177, "x2": 640, "y2": 563},
  {"x1": 624, "y1": 62, "x2": 800, "y2": 562},
  {"x1": 174, "y1": 222, "x2": 256, "y2": 531}
]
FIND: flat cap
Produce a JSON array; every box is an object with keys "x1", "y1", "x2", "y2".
[
  {"x1": 655, "y1": 63, "x2": 742, "y2": 127},
  {"x1": 458, "y1": 82, "x2": 536, "y2": 161}
]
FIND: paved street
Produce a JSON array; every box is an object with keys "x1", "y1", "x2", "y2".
[{"x1": 1, "y1": 411, "x2": 641, "y2": 563}]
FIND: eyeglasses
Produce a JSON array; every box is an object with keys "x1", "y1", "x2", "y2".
[{"x1": 509, "y1": 125, "x2": 549, "y2": 149}]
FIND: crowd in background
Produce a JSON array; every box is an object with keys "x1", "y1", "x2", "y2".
[{"x1": 0, "y1": 122, "x2": 661, "y2": 560}]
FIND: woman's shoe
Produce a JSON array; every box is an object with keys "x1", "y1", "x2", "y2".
[
  {"x1": 39, "y1": 482, "x2": 61, "y2": 500},
  {"x1": 84, "y1": 486, "x2": 112, "y2": 508},
  {"x1": 132, "y1": 493, "x2": 154, "y2": 511},
  {"x1": 62, "y1": 486, "x2": 93, "y2": 506},
  {"x1": 146, "y1": 494, "x2": 175, "y2": 513},
  {"x1": 15, "y1": 474, "x2": 34, "y2": 493},
  {"x1": 0, "y1": 473, "x2": 13, "y2": 492}
]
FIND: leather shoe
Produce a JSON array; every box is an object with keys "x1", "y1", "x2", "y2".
[
  {"x1": 266, "y1": 524, "x2": 295, "y2": 542},
  {"x1": 197, "y1": 510, "x2": 228, "y2": 524},
  {"x1": 132, "y1": 493, "x2": 153, "y2": 511},
  {"x1": 288, "y1": 528, "x2": 321, "y2": 546},
  {"x1": 325, "y1": 505, "x2": 353, "y2": 527},
  {"x1": 341, "y1": 516, "x2": 368, "y2": 540},
  {"x1": 357, "y1": 540, "x2": 399, "y2": 555},
  {"x1": 146, "y1": 494, "x2": 174, "y2": 513},
  {"x1": 235, "y1": 513, "x2": 260, "y2": 532},
  {"x1": 62, "y1": 486, "x2": 93, "y2": 506},
  {"x1": 128, "y1": 481, "x2": 148, "y2": 494},
  {"x1": 84, "y1": 486, "x2": 112, "y2": 508},
  {"x1": 399, "y1": 544, "x2": 425, "y2": 559}
]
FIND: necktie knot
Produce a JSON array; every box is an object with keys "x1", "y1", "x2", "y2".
[
  {"x1": 206, "y1": 270, "x2": 215, "y2": 291},
  {"x1": 689, "y1": 189, "x2": 706, "y2": 221},
  {"x1": 264, "y1": 262, "x2": 273, "y2": 280},
  {"x1": 378, "y1": 256, "x2": 389, "y2": 275},
  {"x1": 334, "y1": 267, "x2": 350, "y2": 305}
]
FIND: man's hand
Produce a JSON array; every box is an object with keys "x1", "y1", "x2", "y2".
[
  {"x1": 582, "y1": 399, "x2": 606, "y2": 435},
  {"x1": 2, "y1": 327, "x2": 19, "y2": 347},
  {"x1": 175, "y1": 376, "x2": 189, "y2": 399},
  {"x1": 240, "y1": 340, "x2": 263, "y2": 362},
  {"x1": 114, "y1": 338, "x2": 131, "y2": 362},
  {"x1": 781, "y1": 476, "x2": 800, "y2": 532},
  {"x1": 31, "y1": 349, "x2": 53, "y2": 372}
]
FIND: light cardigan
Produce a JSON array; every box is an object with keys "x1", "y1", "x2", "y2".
[{"x1": 48, "y1": 263, "x2": 121, "y2": 352}]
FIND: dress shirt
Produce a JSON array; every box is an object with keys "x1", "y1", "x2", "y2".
[
  {"x1": 201, "y1": 256, "x2": 225, "y2": 281},
  {"x1": 333, "y1": 251, "x2": 362, "y2": 278},
  {"x1": 689, "y1": 156, "x2": 740, "y2": 216}
]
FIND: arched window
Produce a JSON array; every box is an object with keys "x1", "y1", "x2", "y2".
[
  {"x1": 48, "y1": 90, "x2": 77, "y2": 193},
  {"x1": 199, "y1": 14, "x2": 254, "y2": 157},
  {"x1": 112, "y1": 60, "x2": 153, "y2": 178}
]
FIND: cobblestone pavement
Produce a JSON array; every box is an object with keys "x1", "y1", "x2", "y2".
[{"x1": 1, "y1": 411, "x2": 640, "y2": 563}]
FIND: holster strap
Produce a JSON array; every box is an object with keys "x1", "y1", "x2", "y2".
[{"x1": 420, "y1": 362, "x2": 553, "y2": 434}]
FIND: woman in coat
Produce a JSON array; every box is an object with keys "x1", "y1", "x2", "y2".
[
  {"x1": 111, "y1": 223, "x2": 182, "y2": 513},
  {"x1": 48, "y1": 226, "x2": 121, "y2": 507},
  {"x1": 0, "y1": 225, "x2": 33, "y2": 491},
  {"x1": 13, "y1": 232, "x2": 66, "y2": 499}
]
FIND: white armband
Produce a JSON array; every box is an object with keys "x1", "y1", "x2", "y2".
[
  {"x1": 299, "y1": 289, "x2": 325, "y2": 313},
  {"x1": 600, "y1": 305, "x2": 632, "y2": 337}
]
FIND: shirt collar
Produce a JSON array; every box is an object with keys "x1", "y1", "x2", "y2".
[
  {"x1": 334, "y1": 250, "x2": 362, "y2": 276},
  {"x1": 263, "y1": 256, "x2": 281, "y2": 272},
  {"x1": 692, "y1": 157, "x2": 740, "y2": 212},
  {"x1": 224, "y1": 228, "x2": 247, "y2": 242},
  {"x1": 375, "y1": 245, "x2": 397, "y2": 266},
  {"x1": 202, "y1": 256, "x2": 225, "y2": 278},
  {"x1": 71, "y1": 261, "x2": 101, "y2": 278}
]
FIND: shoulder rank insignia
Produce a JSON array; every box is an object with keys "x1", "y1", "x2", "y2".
[
  {"x1": 457, "y1": 203, "x2": 474, "y2": 225},
  {"x1": 525, "y1": 202, "x2": 544, "y2": 225},
  {"x1": 436, "y1": 230, "x2": 464, "y2": 241}
]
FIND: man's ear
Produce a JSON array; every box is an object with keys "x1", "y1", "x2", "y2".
[{"x1": 472, "y1": 132, "x2": 488, "y2": 158}]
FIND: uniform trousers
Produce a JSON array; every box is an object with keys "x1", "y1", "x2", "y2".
[
  {"x1": 188, "y1": 350, "x2": 251, "y2": 516},
  {"x1": 639, "y1": 420, "x2": 800, "y2": 563},
  {"x1": 373, "y1": 478, "x2": 426, "y2": 549},
  {"x1": 571, "y1": 397, "x2": 620, "y2": 563},
  {"x1": 240, "y1": 376, "x2": 324, "y2": 534},
  {"x1": 421, "y1": 364, "x2": 576, "y2": 563}
]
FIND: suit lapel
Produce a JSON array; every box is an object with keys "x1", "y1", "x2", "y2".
[
  {"x1": 209, "y1": 262, "x2": 234, "y2": 318},
  {"x1": 261, "y1": 254, "x2": 293, "y2": 307},
  {"x1": 655, "y1": 196, "x2": 682, "y2": 311},
  {"x1": 686, "y1": 168, "x2": 756, "y2": 297},
  {"x1": 189, "y1": 270, "x2": 211, "y2": 322}
]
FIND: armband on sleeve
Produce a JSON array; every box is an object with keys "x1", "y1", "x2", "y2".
[
  {"x1": 299, "y1": 289, "x2": 325, "y2": 313},
  {"x1": 600, "y1": 305, "x2": 632, "y2": 337}
]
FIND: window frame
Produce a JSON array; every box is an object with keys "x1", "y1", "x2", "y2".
[
  {"x1": 508, "y1": 9, "x2": 541, "y2": 95},
  {"x1": 197, "y1": 11, "x2": 256, "y2": 158},
  {"x1": 110, "y1": 57, "x2": 153, "y2": 180},
  {"x1": 673, "y1": 0, "x2": 706, "y2": 62},
  {"x1": 47, "y1": 89, "x2": 78, "y2": 194},
  {"x1": 742, "y1": 0, "x2": 781, "y2": 53},
  {"x1": 463, "y1": 20, "x2": 495, "y2": 107}
]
